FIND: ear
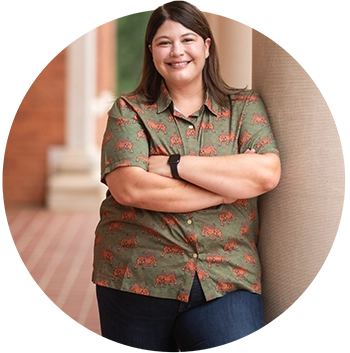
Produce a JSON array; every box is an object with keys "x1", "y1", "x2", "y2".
[
  {"x1": 204, "y1": 38, "x2": 211, "y2": 58},
  {"x1": 148, "y1": 44, "x2": 153, "y2": 53}
]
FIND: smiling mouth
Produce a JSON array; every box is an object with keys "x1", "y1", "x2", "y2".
[{"x1": 168, "y1": 61, "x2": 191, "y2": 67}]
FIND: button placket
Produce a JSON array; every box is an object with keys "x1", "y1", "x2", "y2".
[{"x1": 186, "y1": 218, "x2": 199, "y2": 260}]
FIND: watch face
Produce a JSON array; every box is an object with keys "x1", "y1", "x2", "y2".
[{"x1": 169, "y1": 154, "x2": 180, "y2": 164}]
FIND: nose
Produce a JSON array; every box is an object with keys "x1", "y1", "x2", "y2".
[{"x1": 170, "y1": 41, "x2": 184, "y2": 57}]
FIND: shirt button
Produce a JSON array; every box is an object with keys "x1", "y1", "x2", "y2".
[
  {"x1": 192, "y1": 253, "x2": 198, "y2": 259},
  {"x1": 187, "y1": 219, "x2": 193, "y2": 225},
  {"x1": 188, "y1": 125, "x2": 194, "y2": 129}
]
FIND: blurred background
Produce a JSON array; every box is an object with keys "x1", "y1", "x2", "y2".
[
  {"x1": 117, "y1": 12, "x2": 151, "y2": 95},
  {"x1": 4, "y1": 12, "x2": 152, "y2": 336}
]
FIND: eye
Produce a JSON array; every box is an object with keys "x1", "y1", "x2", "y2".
[
  {"x1": 157, "y1": 40, "x2": 171, "y2": 46},
  {"x1": 183, "y1": 37, "x2": 195, "y2": 43}
]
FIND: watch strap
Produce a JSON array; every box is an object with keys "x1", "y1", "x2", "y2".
[{"x1": 168, "y1": 154, "x2": 181, "y2": 180}]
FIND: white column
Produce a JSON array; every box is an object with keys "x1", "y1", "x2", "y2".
[
  {"x1": 47, "y1": 29, "x2": 105, "y2": 211},
  {"x1": 205, "y1": 13, "x2": 252, "y2": 88}
]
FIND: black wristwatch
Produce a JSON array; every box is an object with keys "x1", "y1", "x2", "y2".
[{"x1": 168, "y1": 154, "x2": 181, "y2": 180}]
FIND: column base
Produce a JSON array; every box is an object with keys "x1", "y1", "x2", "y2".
[
  {"x1": 46, "y1": 147, "x2": 106, "y2": 212},
  {"x1": 47, "y1": 172, "x2": 106, "y2": 212}
]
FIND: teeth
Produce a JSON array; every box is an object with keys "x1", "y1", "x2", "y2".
[{"x1": 171, "y1": 61, "x2": 189, "y2": 67}]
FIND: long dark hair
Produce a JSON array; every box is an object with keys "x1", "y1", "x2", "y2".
[{"x1": 132, "y1": 1, "x2": 237, "y2": 107}]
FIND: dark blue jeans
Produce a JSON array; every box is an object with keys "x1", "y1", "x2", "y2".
[{"x1": 96, "y1": 274, "x2": 264, "y2": 351}]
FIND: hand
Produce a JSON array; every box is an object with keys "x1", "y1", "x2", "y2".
[
  {"x1": 244, "y1": 148, "x2": 256, "y2": 154},
  {"x1": 148, "y1": 155, "x2": 172, "y2": 178}
]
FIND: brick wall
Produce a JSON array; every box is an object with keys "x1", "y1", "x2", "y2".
[
  {"x1": 3, "y1": 50, "x2": 66, "y2": 207},
  {"x1": 96, "y1": 21, "x2": 116, "y2": 147},
  {"x1": 3, "y1": 21, "x2": 116, "y2": 207}
]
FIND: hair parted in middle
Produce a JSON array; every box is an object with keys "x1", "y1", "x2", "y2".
[{"x1": 132, "y1": 1, "x2": 239, "y2": 107}]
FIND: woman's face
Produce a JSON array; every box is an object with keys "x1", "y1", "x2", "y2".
[{"x1": 149, "y1": 20, "x2": 211, "y2": 90}]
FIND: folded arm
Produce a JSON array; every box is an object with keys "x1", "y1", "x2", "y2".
[
  {"x1": 105, "y1": 166, "x2": 235, "y2": 213},
  {"x1": 148, "y1": 151, "x2": 281, "y2": 200}
]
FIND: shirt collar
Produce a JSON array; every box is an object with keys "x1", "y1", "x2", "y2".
[
  {"x1": 203, "y1": 91, "x2": 219, "y2": 116},
  {"x1": 156, "y1": 83, "x2": 172, "y2": 114},
  {"x1": 156, "y1": 82, "x2": 219, "y2": 116}
]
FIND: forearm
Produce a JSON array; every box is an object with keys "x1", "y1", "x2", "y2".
[
  {"x1": 105, "y1": 166, "x2": 226, "y2": 213},
  {"x1": 178, "y1": 153, "x2": 281, "y2": 199}
]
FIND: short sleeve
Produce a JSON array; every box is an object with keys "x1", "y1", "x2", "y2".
[
  {"x1": 238, "y1": 91, "x2": 279, "y2": 155},
  {"x1": 100, "y1": 97, "x2": 149, "y2": 184}
]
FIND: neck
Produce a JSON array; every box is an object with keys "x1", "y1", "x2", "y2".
[
  {"x1": 166, "y1": 81, "x2": 206, "y2": 117},
  {"x1": 166, "y1": 82, "x2": 205, "y2": 100}
]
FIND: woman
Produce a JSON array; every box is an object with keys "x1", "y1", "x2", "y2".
[{"x1": 92, "y1": 1, "x2": 281, "y2": 351}]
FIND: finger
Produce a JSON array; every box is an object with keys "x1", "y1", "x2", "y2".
[{"x1": 244, "y1": 148, "x2": 256, "y2": 154}]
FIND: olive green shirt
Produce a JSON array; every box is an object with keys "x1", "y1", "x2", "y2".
[{"x1": 92, "y1": 85, "x2": 279, "y2": 302}]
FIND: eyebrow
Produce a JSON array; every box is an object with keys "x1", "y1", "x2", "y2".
[{"x1": 154, "y1": 32, "x2": 198, "y2": 42}]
